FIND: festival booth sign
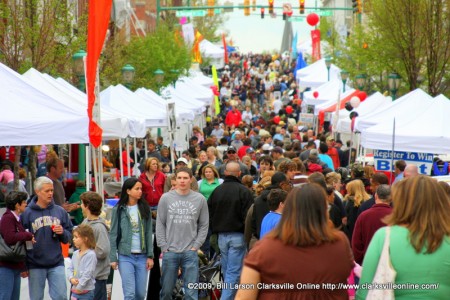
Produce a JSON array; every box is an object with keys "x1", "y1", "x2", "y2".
[
  {"x1": 296, "y1": 58, "x2": 342, "y2": 89},
  {"x1": 362, "y1": 94, "x2": 450, "y2": 155},
  {"x1": 373, "y1": 150, "x2": 434, "y2": 176},
  {"x1": 334, "y1": 92, "x2": 391, "y2": 134},
  {"x1": 23, "y1": 69, "x2": 130, "y2": 139},
  {"x1": 199, "y1": 39, "x2": 225, "y2": 69},
  {"x1": 354, "y1": 88, "x2": 433, "y2": 133},
  {"x1": 0, "y1": 63, "x2": 89, "y2": 146}
]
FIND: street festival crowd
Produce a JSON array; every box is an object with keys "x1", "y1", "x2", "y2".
[{"x1": 0, "y1": 52, "x2": 449, "y2": 300}]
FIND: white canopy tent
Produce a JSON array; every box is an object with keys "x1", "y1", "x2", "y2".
[
  {"x1": 361, "y1": 94, "x2": 450, "y2": 153},
  {"x1": 164, "y1": 86, "x2": 206, "y2": 115},
  {"x1": 303, "y1": 79, "x2": 353, "y2": 107},
  {"x1": 355, "y1": 88, "x2": 433, "y2": 133},
  {"x1": 296, "y1": 58, "x2": 342, "y2": 89},
  {"x1": 310, "y1": 88, "x2": 356, "y2": 115},
  {"x1": 0, "y1": 63, "x2": 89, "y2": 146},
  {"x1": 200, "y1": 39, "x2": 225, "y2": 69},
  {"x1": 333, "y1": 92, "x2": 391, "y2": 134},
  {"x1": 189, "y1": 70, "x2": 215, "y2": 88},
  {"x1": 23, "y1": 68, "x2": 130, "y2": 139},
  {"x1": 175, "y1": 77, "x2": 214, "y2": 105},
  {"x1": 134, "y1": 88, "x2": 195, "y2": 124}
]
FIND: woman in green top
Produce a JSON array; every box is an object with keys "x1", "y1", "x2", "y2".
[
  {"x1": 198, "y1": 164, "x2": 223, "y2": 259},
  {"x1": 357, "y1": 175, "x2": 450, "y2": 299},
  {"x1": 197, "y1": 164, "x2": 223, "y2": 201}
]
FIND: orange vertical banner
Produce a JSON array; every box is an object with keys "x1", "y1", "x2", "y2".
[
  {"x1": 86, "y1": 0, "x2": 113, "y2": 147},
  {"x1": 222, "y1": 34, "x2": 229, "y2": 65},
  {"x1": 311, "y1": 29, "x2": 321, "y2": 61}
]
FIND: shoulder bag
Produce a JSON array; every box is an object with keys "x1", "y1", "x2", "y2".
[
  {"x1": 366, "y1": 226, "x2": 397, "y2": 299},
  {"x1": 0, "y1": 232, "x2": 26, "y2": 263}
]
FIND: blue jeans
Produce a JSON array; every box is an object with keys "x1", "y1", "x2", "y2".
[
  {"x1": 0, "y1": 267, "x2": 21, "y2": 300},
  {"x1": 160, "y1": 250, "x2": 199, "y2": 300},
  {"x1": 218, "y1": 232, "x2": 246, "y2": 300},
  {"x1": 71, "y1": 290, "x2": 94, "y2": 300},
  {"x1": 28, "y1": 265, "x2": 67, "y2": 300},
  {"x1": 93, "y1": 279, "x2": 107, "y2": 300},
  {"x1": 118, "y1": 254, "x2": 149, "y2": 300}
]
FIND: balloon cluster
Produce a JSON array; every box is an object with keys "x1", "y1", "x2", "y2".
[{"x1": 345, "y1": 90, "x2": 367, "y2": 111}]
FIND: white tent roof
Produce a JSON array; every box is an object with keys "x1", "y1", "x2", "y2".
[
  {"x1": 23, "y1": 69, "x2": 130, "y2": 139},
  {"x1": 361, "y1": 94, "x2": 450, "y2": 153},
  {"x1": 188, "y1": 70, "x2": 215, "y2": 88},
  {"x1": 296, "y1": 58, "x2": 341, "y2": 89},
  {"x1": 164, "y1": 86, "x2": 206, "y2": 115},
  {"x1": 0, "y1": 63, "x2": 89, "y2": 146},
  {"x1": 303, "y1": 79, "x2": 353, "y2": 107},
  {"x1": 200, "y1": 39, "x2": 224, "y2": 58},
  {"x1": 134, "y1": 88, "x2": 195, "y2": 124},
  {"x1": 355, "y1": 88, "x2": 433, "y2": 133},
  {"x1": 174, "y1": 78, "x2": 213, "y2": 105},
  {"x1": 334, "y1": 92, "x2": 391, "y2": 134},
  {"x1": 99, "y1": 85, "x2": 164, "y2": 134}
]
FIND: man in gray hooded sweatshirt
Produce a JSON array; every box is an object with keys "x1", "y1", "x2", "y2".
[{"x1": 156, "y1": 167, "x2": 209, "y2": 300}]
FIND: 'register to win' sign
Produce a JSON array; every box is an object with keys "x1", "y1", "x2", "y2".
[{"x1": 373, "y1": 150, "x2": 434, "y2": 175}]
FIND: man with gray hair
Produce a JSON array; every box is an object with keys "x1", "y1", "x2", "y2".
[
  {"x1": 404, "y1": 164, "x2": 419, "y2": 178},
  {"x1": 351, "y1": 184, "x2": 392, "y2": 265},
  {"x1": 208, "y1": 162, "x2": 254, "y2": 300},
  {"x1": 21, "y1": 176, "x2": 73, "y2": 300}
]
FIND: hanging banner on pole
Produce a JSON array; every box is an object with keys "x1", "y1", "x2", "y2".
[
  {"x1": 311, "y1": 29, "x2": 321, "y2": 61},
  {"x1": 86, "y1": 0, "x2": 112, "y2": 147}
]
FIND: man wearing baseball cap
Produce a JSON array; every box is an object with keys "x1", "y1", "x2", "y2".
[
  {"x1": 163, "y1": 158, "x2": 199, "y2": 192},
  {"x1": 218, "y1": 146, "x2": 249, "y2": 178}
]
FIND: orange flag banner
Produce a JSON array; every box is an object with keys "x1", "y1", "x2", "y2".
[{"x1": 86, "y1": 0, "x2": 113, "y2": 147}]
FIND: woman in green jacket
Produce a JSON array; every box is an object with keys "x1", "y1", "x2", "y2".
[
  {"x1": 109, "y1": 178, "x2": 154, "y2": 300},
  {"x1": 357, "y1": 175, "x2": 450, "y2": 299}
]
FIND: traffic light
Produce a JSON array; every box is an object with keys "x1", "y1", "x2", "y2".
[
  {"x1": 352, "y1": 0, "x2": 362, "y2": 14},
  {"x1": 268, "y1": 0, "x2": 274, "y2": 14},
  {"x1": 207, "y1": 0, "x2": 215, "y2": 17},
  {"x1": 299, "y1": 0, "x2": 305, "y2": 14},
  {"x1": 261, "y1": 7, "x2": 265, "y2": 19},
  {"x1": 244, "y1": 0, "x2": 250, "y2": 16}
]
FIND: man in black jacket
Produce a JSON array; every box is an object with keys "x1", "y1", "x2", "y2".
[
  {"x1": 208, "y1": 162, "x2": 253, "y2": 300},
  {"x1": 251, "y1": 172, "x2": 291, "y2": 241}
]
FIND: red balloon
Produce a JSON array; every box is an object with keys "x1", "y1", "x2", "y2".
[
  {"x1": 358, "y1": 91, "x2": 367, "y2": 102},
  {"x1": 306, "y1": 13, "x2": 320, "y2": 26},
  {"x1": 313, "y1": 91, "x2": 319, "y2": 99},
  {"x1": 286, "y1": 105, "x2": 293, "y2": 114},
  {"x1": 273, "y1": 116, "x2": 281, "y2": 124}
]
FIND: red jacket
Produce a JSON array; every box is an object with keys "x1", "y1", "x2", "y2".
[
  {"x1": 351, "y1": 203, "x2": 392, "y2": 265},
  {"x1": 237, "y1": 145, "x2": 250, "y2": 159},
  {"x1": 121, "y1": 150, "x2": 134, "y2": 176},
  {"x1": 225, "y1": 110, "x2": 242, "y2": 128},
  {"x1": 139, "y1": 171, "x2": 166, "y2": 207},
  {"x1": 327, "y1": 147, "x2": 340, "y2": 169},
  {"x1": 0, "y1": 210, "x2": 33, "y2": 270},
  {"x1": 0, "y1": 146, "x2": 16, "y2": 162}
]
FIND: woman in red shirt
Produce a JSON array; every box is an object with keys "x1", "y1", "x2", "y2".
[{"x1": 139, "y1": 157, "x2": 166, "y2": 209}]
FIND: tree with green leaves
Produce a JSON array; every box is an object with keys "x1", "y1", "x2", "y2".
[
  {"x1": 100, "y1": 23, "x2": 191, "y2": 91},
  {"x1": 330, "y1": 0, "x2": 450, "y2": 97}
]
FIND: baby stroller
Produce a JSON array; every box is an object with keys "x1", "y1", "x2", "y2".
[
  {"x1": 199, "y1": 253, "x2": 222, "y2": 300},
  {"x1": 171, "y1": 253, "x2": 222, "y2": 300}
]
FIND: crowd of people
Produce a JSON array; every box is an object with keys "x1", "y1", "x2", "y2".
[{"x1": 0, "y1": 52, "x2": 449, "y2": 300}]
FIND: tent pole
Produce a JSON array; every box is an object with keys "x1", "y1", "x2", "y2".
[
  {"x1": 119, "y1": 139, "x2": 124, "y2": 186},
  {"x1": 390, "y1": 118, "x2": 396, "y2": 184},
  {"x1": 85, "y1": 144, "x2": 91, "y2": 190},
  {"x1": 126, "y1": 138, "x2": 131, "y2": 178}
]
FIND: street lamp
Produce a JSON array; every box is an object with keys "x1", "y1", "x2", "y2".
[
  {"x1": 121, "y1": 64, "x2": 135, "y2": 90},
  {"x1": 325, "y1": 57, "x2": 332, "y2": 81},
  {"x1": 170, "y1": 69, "x2": 179, "y2": 87},
  {"x1": 154, "y1": 69, "x2": 165, "y2": 94},
  {"x1": 355, "y1": 74, "x2": 367, "y2": 91},
  {"x1": 388, "y1": 72, "x2": 401, "y2": 100},
  {"x1": 72, "y1": 50, "x2": 87, "y2": 91},
  {"x1": 72, "y1": 49, "x2": 87, "y2": 181},
  {"x1": 341, "y1": 70, "x2": 349, "y2": 93}
]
